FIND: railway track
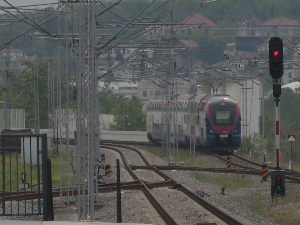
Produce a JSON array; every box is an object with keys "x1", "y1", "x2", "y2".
[
  {"x1": 4, "y1": 140, "x2": 293, "y2": 224},
  {"x1": 101, "y1": 143, "x2": 244, "y2": 225},
  {"x1": 1, "y1": 142, "x2": 243, "y2": 224}
]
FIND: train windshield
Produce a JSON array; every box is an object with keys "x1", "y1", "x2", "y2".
[{"x1": 215, "y1": 110, "x2": 233, "y2": 126}]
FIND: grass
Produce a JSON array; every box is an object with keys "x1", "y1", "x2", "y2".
[
  {"x1": 191, "y1": 172, "x2": 253, "y2": 189},
  {"x1": 141, "y1": 145, "x2": 215, "y2": 167},
  {"x1": 249, "y1": 190, "x2": 300, "y2": 225},
  {"x1": 0, "y1": 153, "x2": 42, "y2": 191},
  {"x1": 0, "y1": 150, "x2": 74, "y2": 191},
  {"x1": 48, "y1": 150, "x2": 75, "y2": 188},
  {"x1": 142, "y1": 145, "x2": 300, "y2": 225}
]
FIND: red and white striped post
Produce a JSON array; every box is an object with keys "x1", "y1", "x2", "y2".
[
  {"x1": 275, "y1": 98, "x2": 280, "y2": 169},
  {"x1": 272, "y1": 81, "x2": 282, "y2": 169}
]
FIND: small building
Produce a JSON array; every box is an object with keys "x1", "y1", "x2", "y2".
[
  {"x1": 179, "y1": 13, "x2": 216, "y2": 28},
  {"x1": 137, "y1": 79, "x2": 191, "y2": 104},
  {"x1": 257, "y1": 17, "x2": 300, "y2": 37},
  {"x1": 98, "y1": 81, "x2": 138, "y2": 98},
  {"x1": 0, "y1": 48, "x2": 35, "y2": 71}
]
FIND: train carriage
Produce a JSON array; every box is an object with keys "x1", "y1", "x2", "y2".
[{"x1": 146, "y1": 94, "x2": 241, "y2": 153}]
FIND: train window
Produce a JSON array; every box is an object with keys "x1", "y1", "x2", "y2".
[
  {"x1": 205, "y1": 118, "x2": 209, "y2": 126},
  {"x1": 215, "y1": 111, "x2": 232, "y2": 126},
  {"x1": 191, "y1": 126, "x2": 195, "y2": 135},
  {"x1": 200, "y1": 102, "x2": 205, "y2": 111}
]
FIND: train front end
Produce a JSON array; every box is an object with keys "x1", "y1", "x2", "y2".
[{"x1": 205, "y1": 95, "x2": 241, "y2": 152}]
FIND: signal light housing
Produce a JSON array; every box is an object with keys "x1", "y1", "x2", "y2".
[
  {"x1": 271, "y1": 170, "x2": 285, "y2": 201},
  {"x1": 269, "y1": 37, "x2": 284, "y2": 80}
]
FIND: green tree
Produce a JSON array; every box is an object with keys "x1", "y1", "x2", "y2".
[
  {"x1": 110, "y1": 95, "x2": 146, "y2": 131},
  {"x1": 8, "y1": 61, "x2": 49, "y2": 128},
  {"x1": 263, "y1": 87, "x2": 300, "y2": 164},
  {"x1": 98, "y1": 83, "x2": 119, "y2": 114},
  {"x1": 8, "y1": 59, "x2": 75, "y2": 129}
]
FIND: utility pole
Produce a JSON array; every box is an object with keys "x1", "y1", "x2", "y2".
[
  {"x1": 56, "y1": 0, "x2": 73, "y2": 206},
  {"x1": 3, "y1": 46, "x2": 11, "y2": 130},
  {"x1": 76, "y1": 0, "x2": 99, "y2": 221},
  {"x1": 34, "y1": 63, "x2": 40, "y2": 134}
]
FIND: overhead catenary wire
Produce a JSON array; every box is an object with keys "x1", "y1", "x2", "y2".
[
  {"x1": 0, "y1": 14, "x2": 58, "y2": 51},
  {"x1": 98, "y1": 0, "x2": 170, "y2": 56},
  {"x1": 98, "y1": 0, "x2": 163, "y2": 53},
  {"x1": 3, "y1": 0, "x2": 54, "y2": 38}
]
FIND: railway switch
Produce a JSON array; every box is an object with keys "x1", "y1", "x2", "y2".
[
  {"x1": 226, "y1": 157, "x2": 231, "y2": 168},
  {"x1": 19, "y1": 172, "x2": 29, "y2": 190},
  {"x1": 261, "y1": 164, "x2": 269, "y2": 181}
]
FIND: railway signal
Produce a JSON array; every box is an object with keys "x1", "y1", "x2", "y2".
[
  {"x1": 269, "y1": 37, "x2": 283, "y2": 80},
  {"x1": 269, "y1": 37, "x2": 285, "y2": 201},
  {"x1": 271, "y1": 170, "x2": 285, "y2": 201}
]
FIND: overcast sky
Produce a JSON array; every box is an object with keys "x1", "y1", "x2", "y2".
[{"x1": 0, "y1": 0, "x2": 56, "y2": 7}]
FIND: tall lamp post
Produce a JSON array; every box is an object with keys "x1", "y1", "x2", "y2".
[
  {"x1": 122, "y1": 97, "x2": 125, "y2": 131},
  {"x1": 122, "y1": 96, "x2": 130, "y2": 131}
]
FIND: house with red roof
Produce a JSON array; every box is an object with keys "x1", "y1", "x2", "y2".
[
  {"x1": 178, "y1": 40, "x2": 199, "y2": 48},
  {"x1": 179, "y1": 13, "x2": 216, "y2": 28},
  {"x1": 0, "y1": 48, "x2": 36, "y2": 71},
  {"x1": 257, "y1": 17, "x2": 300, "y2": 37},
  {"x1": 177, "y1": 13, "x2": 216, "y2": 36}
]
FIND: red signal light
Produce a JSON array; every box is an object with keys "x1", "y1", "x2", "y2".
[
  {"x1": 276, "y1": 176, "x2": 281, "y2": 180},
  {"x1": 273, "y1": 51, "x2": 279, "y2": 56}
]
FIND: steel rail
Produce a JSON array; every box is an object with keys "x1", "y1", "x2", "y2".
[
  {"x1": 177, "y1": 184, "x2": 243, "y2": 225},
  {"x1": 103, "y1": 143, "x2": 244, "y2": 225},
  {"x1": 101, "y1": 144, "x2": 180, "y2": 225}
]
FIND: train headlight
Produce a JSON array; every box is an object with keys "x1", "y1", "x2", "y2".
[
  {"x1": 231, "y1": 129, "x2": 238, "y2": 133},
  {"x1": 209, "y1": 130, "x2": 215, "y2": 133}
]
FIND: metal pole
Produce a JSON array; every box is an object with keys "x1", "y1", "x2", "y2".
[
  {"x1": 116, "y1": 159, "x2": 122, "y2": 222},
  {"x1": 275, "y1": 98, "x2": 280, "y2": 169},
  {"x1": 290, "y1": 142, "x2": 293, "y2": 170},
  {"x1": 123, "y1": 98, "x2": 124, "y2": 131}
]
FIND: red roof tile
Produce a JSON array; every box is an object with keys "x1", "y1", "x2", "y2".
[
  {"x1": 257, "y1": 41, "x2": 269, "y2": 48},
  {"x1": 259, "y1": 17, "x2": 300, "y2": 26},
  {"x1": 294, "y1": 68, "x2": 300, "y2": 77},
  {"x1": 178, "y1": 40, "x2": 199, "y2": 47},
  {"x1": 258, "y1": 39, "x2": 289, "y2": 48},
  {"x1": 240, "y1": 52, "x2": 257, "y2": 59},
  {"x1": 179, "y1": 13, "x2": 216, "y2": 27}
]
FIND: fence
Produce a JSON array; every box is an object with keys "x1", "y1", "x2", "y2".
[{"x1": 0, "y1": 133, "x2": 53, "y2": 220}]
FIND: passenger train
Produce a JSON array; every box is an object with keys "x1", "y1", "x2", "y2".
[{"x1": 146, "y1": 94, "x2": 242, "y2": 153}]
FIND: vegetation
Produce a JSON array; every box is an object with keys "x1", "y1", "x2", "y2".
[
  {"x1": 7, "y1": 60, "x2": 75, "y2": 129},
  {"x1": 1, "y1": 0, "x2": 300, "y2": 62},
  {"x1": 98, "y1": 83, "x2": 119, "y2": 114},
  {"x1": 1, "y1": 0, "x2": 300, "y2": 156},
  {"x1": 0, "y1": 150, "x2": 73, "y2": 191},
  {"x1": 110, "y1": 95, "x2": 146, "y2": 131},
  {"x1": 263, "y1": 87, "x2": 300, "y2": 167},
  {"x1": 191, "y1": 172, "x2": 253, "y2": 189},
  {"x1": 250, "y1": 190, "x2": 300, "y2": 225}
]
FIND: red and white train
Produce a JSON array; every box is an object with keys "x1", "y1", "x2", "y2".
[{"x1": 146, "y1": 94, "x2": 242, "y2": 153}]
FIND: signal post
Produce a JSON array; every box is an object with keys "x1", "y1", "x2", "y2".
[{"x1": 269, "y1": 37, "x2": 285, "y2": 201}]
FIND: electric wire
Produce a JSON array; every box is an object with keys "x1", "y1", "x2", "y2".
[{"x1": 3, "y1": 0, "x2": 54, "y2": 37}]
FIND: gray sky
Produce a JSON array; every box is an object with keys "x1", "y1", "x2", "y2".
[{"x1": 0, "y1": 0, "x2": 56, "y2": 7}]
